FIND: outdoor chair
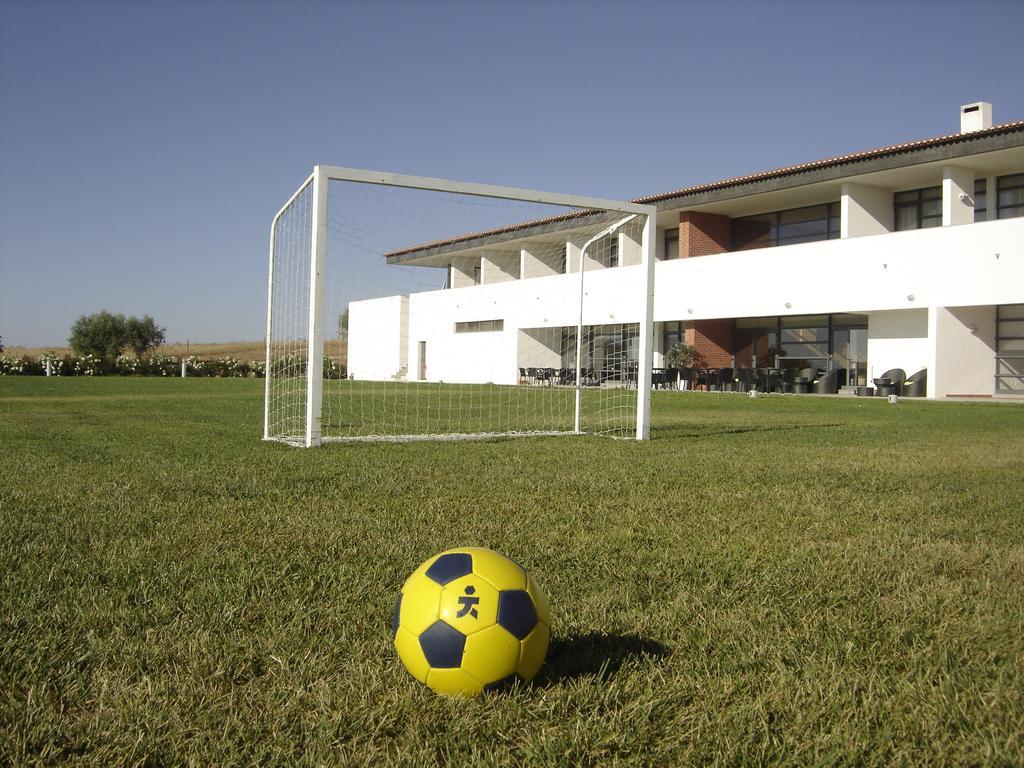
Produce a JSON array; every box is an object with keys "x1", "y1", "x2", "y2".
[
  {"x1": 812, "y1": 368, "x2": 839, "y2": 394},
  {"x1": 734, "y1": 367, "x2": 756, "y2": 393},
  {"x1": 873, "y1": 368, "x2": 906, "y2": 396},
  {"x1": 714, "y1": 367, "x2": 734, "y2": 392},
  {"x1": 903, "y1": 368, "x2": 927, "y2": 397},
  {"x1": 793, "y1": 367, "x2": 817, "y2": 394}
]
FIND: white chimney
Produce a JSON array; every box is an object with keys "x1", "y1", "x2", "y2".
[{"x1": 960, "y1": 102, "x2": 992, "y2": 133}]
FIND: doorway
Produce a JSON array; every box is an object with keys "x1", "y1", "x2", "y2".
[
  {"x1": 831, "y1": 326, "x2": 867, "y2": 387},
  {"x1": 418, "y1": 341, "x2": 426, "y2": 381}
]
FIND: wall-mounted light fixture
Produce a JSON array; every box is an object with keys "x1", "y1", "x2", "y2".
[{"x1": 907, "y1": 294, "x2": 916, "y2": 302}]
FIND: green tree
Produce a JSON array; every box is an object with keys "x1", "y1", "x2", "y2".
[
  {"x1": 126, "y1": 315, "x2": 166, "y2": 358},
  {"x1": 666, "y1": 342, "x2": 698, "y2": 369},
  {"x1": 337, "y1": 308, "x2": 349, "y2": 341},
  {"x1": 69, "y1": 311, "x2": 129, "y2": 365}
]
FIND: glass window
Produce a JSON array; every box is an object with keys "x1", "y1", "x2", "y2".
[
  {"x1": 732, "y1": 213, "x2": 775, "y2": 251},
  {"x1": 663, "y1": 321, "x2": 684, "y2": 350},
  {"x1": 777, "y1": 205, "x2": 830, "y2": 245},
  {"x1": 998, "y1": 320, "x2": 1024, "y2": 337},
  {"x1": 974, "y1": 179, "x2": 987, "y2": 222},
  {"x1": 998, "y1": 303, "x2": 1024, "y2": 320},
  {"x1": 733, "y1": 203, "x2": 839, "y2": 250},
  {"x1": 455, "y1": 319, "x2": 503, "y2": 333},
  {"x1": 894, "y1": 186, "x2": 942, "y2": 230},
  {"x1": 997, "y1": 173, "x2": 1024, "y2": 219},
  {"x1": 472, "y1": 265, "x2": 481, "y2": 285},
  {"x1": 663, "y1": 228, "x2": 679, "y2": 260},
  {"x1": 781, "y1": 314, "x2": 828, "y2": 328}
]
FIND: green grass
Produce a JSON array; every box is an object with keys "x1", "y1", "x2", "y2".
[{"x1": 2, "y1": 377, "x2": 1023, "y2": 766}]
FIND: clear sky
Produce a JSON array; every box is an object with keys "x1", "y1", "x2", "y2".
[{"x1": 1, "y1": 0, "x2": 1022, "y2": 348}]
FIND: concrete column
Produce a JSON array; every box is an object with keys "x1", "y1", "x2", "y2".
[
  {"x1": 942, "y1": 166, "x2": 974, "y2": 226},
  {"x1": 929, "y1": 305, "x2": 997, "y2": 398},
  {"x1": 841, "y1": 182, "x2": 892, "y2": 237},
  {"x1": 481, "y1": 250, "x2": 520, "y2": 284},
  {"x1": 620, "y1": 224, "x2": 642, "y2": 267},
  {"x1": 450, "y1": 256, "x2": 479, "y2": 288},
  {"x1": 521, "y1": 245, "x2": 563, "y2": 278},
  {"x1": 679, "y1": 211, "x2": 730, "y2": 256}
]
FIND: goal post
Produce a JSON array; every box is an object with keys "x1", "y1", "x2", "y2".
[{"x1": 265, "y1": 165, "x2": 656, "y2": 447}]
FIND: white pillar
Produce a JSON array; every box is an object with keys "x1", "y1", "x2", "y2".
[
  {"x1": 841, "y1": 182, "x2": 893, "y2": 237},
  {"x1": 942, "y1": 166, "x2": 974, "y2": 226}
]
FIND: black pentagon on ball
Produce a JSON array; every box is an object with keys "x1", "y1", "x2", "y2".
[
  {"x1": 425, "y1": 553, "x2": 473, "y2": 585},
  {"x1": 391, "y1": 593, "x2": 402, "y2": 639},
  {"x1": 496, "y1": 590, "x2": 538, "y2": 640},
  {"x1": 419, "y1": 621, "x2": 466, "y2": 668}
]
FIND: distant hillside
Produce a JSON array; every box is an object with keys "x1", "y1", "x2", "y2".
[{"x1": 5, "y1": 340, "x2": 347, "y2": 364}]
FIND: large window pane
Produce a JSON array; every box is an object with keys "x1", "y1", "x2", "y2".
[
  {"x1": 733, "y1": 215, "x2": 774, "y2": 250},
  {"x1": 781, "y1": 327, "x2": 828, "y2": 343},
  {"x1": 998, "y1": 319, "x2": 1024, "y2": 337},
  {"x1": 894, "y1": 186, "x2": 942, "y2": 230},
  {"x1": 778, "y1": 205, "x2": 829, "y2": 244},
  {"x1": 895, "y1": 205, "x2": 918, "y2": 231},
  {"x1": 736, "y1": 316, "x2": 778, "y2": 330},
  {"x1": 997, "y1": 174, "x2": 1024, "y2": 219},
  {"x1": 781, "y1": 315, "x2": 828, "y2": 328},
  {"x1": 664, "y1": 230, "x2": 679, "y2": 260},
  {"x1": 780, "y1": 342, "x2": 828, "y2": 359},
  {"x1": 998, "y1": 304, "x2": 1024, "y2": 320},
  {"x1": 975, "y1": 179, "x2": 987, "y2": 222}
]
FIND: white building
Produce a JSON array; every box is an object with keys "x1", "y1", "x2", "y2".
[{"x1": 349, "y1": 103, "x2": 1024, "y2": 399}]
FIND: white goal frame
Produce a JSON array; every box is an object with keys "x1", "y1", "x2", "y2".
[{"x1": 264, "y1": 165, "x2": 657, "y2": 447}]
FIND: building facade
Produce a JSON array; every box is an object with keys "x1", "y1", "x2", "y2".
[{"x1": 350, "y1": 103, "x2": 1024, "y2": 398}]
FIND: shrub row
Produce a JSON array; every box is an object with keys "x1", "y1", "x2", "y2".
[
  {"x1": 0, "y1": 353, "x2": 270, "y2": 377},
  {"x1": 1, "y1": 353, "x2": 350, "y2": 378}
]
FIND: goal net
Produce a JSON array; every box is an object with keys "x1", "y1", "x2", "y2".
[{"x1": 264, "y1": 167, "x2": 655, "y2": 446}]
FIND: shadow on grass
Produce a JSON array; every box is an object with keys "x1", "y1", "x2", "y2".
[
  {"x1": 652, "y1": 423, "x2": 841, "y2": 441},
  {"x1": 535, "y1": 632, "x2": 670, "y2": 686}
]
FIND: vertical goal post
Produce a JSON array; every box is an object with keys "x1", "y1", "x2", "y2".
[{"x1": 265, "y1": 165, "x2": 657, "y2": 447}]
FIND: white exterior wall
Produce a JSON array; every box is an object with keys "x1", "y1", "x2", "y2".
[
  {"x1": 348, "y1": 295, "x2": 409, "y2": 380},
  {"x1": 930, "y1": 305, "x2": 997, "y2": 397},
  {"x1": 650, "y1": 218, "x2": 1023, "y2": 321},
  {"x1": 350, "y1": 217, "x2": 1024, "y2": 397},
  {"x1": 942, "y1": 166, "x2": 974, "y2": 226},
  {"x1": 396, "y1": 266, "x2": 644, "y2": 385},
  {"x1": 866, "y1": 309, "x2": 928, "y2": 382}
]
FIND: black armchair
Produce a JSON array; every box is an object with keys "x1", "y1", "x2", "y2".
[
  {"x1": 873, "y1": 368, "x2": 906, "y2": 396},
  {"x1": 903, "y1": 369, "x2": 927, "y2": 397},
  {"x1": 812, "y1": 368, "x2": 839, "y2": 394}
]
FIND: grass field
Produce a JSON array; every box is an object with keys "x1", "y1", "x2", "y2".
[{"x1": 2, "y1": 378, "x2": 1023, "y2": 765}]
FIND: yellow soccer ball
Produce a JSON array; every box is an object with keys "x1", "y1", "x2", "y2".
[{"x1": 392, "y1": 547, "x2": 550, "y2": 696}]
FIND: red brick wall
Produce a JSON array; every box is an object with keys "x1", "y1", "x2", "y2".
[
  {"x1": 685, "y1": 320, "x2": 734, "y2": 368},
  {"x1": 678, "y1": 211, "x2": 731, "y2": 258}
]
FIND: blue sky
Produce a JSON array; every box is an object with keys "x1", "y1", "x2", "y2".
[{"x1": 2, "y1": 0, "x2": 1022, "y2": 348}]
